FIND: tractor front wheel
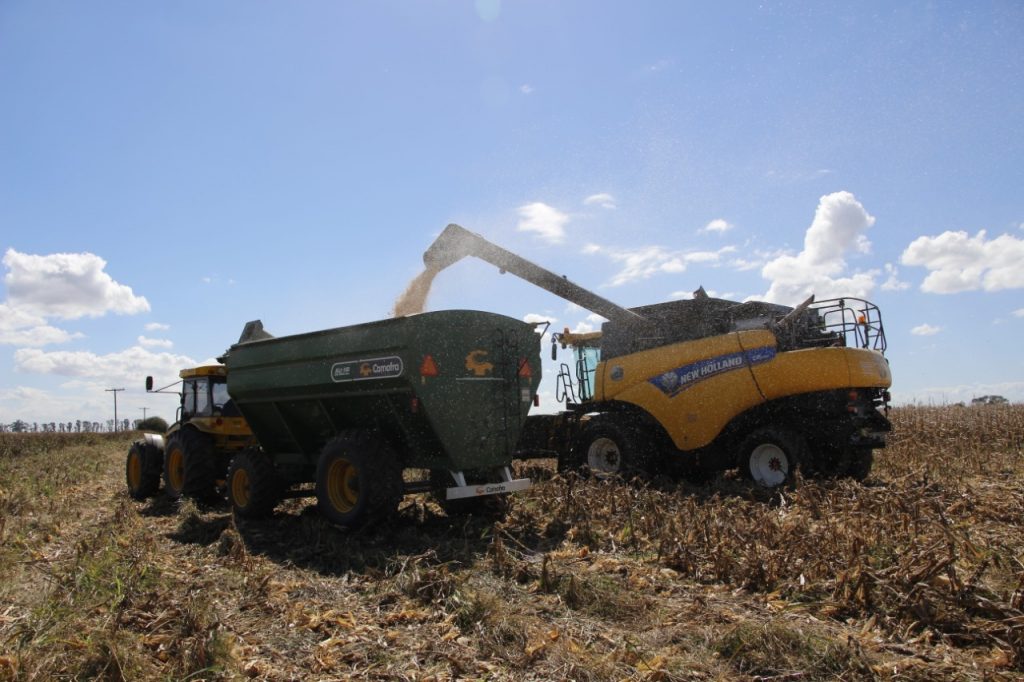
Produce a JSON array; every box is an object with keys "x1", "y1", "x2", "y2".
[
  {"x1": 163, "y1": 430, "x2": 217, "y2": 501},
  {"x1": 126, "y1": 441, "x2": 161, "y2": 500},
  {"x1": 228, "y1": 449, "x2": 281, "y2": 518},
  {"x1": 315, "y1": 432, "x2": 403, "y2": 529}
]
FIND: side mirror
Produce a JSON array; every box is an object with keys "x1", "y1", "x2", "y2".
[{"x1": 145, "y1": 376, "x2": 154, "y2": 392}]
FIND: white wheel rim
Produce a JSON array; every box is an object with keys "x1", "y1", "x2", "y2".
[
  {"x1": 749, "y1": 443, "x2": 789, "y2": 487},
  {"x1": 587, "y1": 437, "x2": 621, "y2": 475}
]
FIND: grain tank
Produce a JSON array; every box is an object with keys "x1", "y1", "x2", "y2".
[{"x1": 220, "y1": 310, "x2": 542, "y2": 527}]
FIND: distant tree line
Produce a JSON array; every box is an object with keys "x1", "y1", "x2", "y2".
[{"x1": 0, "y1": 417, "x2": 167, "y2": 433}]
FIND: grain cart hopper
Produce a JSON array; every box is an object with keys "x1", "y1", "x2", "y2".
[
  {"x1": 125, "y1": 365, "x2": 255, "y2": 501},
  {"x1": 424, "y1": 224, "x2": 892, "y2": 487},
  {"x1": 219, "y1": 311, "x2": 542, "y2": 527}
]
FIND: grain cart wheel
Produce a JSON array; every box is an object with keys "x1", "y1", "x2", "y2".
[
  {"x1": 126, "y1": 441, "x2": 161, "y2": 500},
  {"x1": 316, "y1": 432, "x2": 404, "y2": 529},
  {"x1": 163, "y1": 430, "x2": 217, "y2": 501},
  {"x1": 739, "y1": 427, "x2": 804, "y2": 488},
  {"x1": 228, "y1": 449, "x2": 281, "y2": 518},
  {"x1": 572, "y1": 420, "x2": 650, "y2": 479},
  {"x1": 846, "y1": 447, "x2": 874, "y2": 481}
]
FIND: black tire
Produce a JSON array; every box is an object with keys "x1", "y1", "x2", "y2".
[
  {"x1": 802, "y1": 442, "x2": 852, "y2": 479},
  {"x1": 228, "y1": 449, "x2": 281, "y2": 518},
  {"x1": 738, "y1": 427, "x2": 804, "y2": 488},
  {"x1": 315, "y1": 432, "x2": 404, "y2": 529},
  {"x1": 163, "y1": 430, "x2": 217, "y2": 501},
  {"x1": 846, "y1": 447, "x2": 874, "y2": 481},
  {"x1": 126, "y1": 441, "x2": 161, "y2": 500},
  {"x1": 569, "y1": 419, "x2": 651, "y2": 479}
]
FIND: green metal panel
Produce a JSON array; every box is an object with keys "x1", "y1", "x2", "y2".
[{"x1": 224, "y1": 310, "x2": 542, "y2": 482}]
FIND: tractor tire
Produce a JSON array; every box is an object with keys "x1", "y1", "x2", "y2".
[
  {"x1": 126, "y1": 441, "x2": 161, "y2": 500},
  {"x1": 315, "y1": 432, "x2": 404, "y2": 529},
  {"x1": 846, "y1": 447, "x2": 874, "y2": 482},
  {"x1": 163, "y1": 430, "x2": 217, "y2": 501},
  {"x1": 738, "y1": 427, "x2": 804, "y2": 488},
  {"x1": 570, "y1": 420, "x2": 651, "y2": 480},
  {"x1": 228, "y1": 449, "x2": 281, "y2": 518}
]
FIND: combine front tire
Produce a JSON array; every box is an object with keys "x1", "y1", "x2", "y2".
[
  {"x1": 570, "y1": 420, "x2": 651, "y2": 479},
  {"x1": 739, "y1": 428, "x2": 804, "y2": 488},
  {"x1": 163, "y1": 430, "x2": 217, "y2": 501},
  {"x1": 126, "y1": 441, "x2": 161, "y2": 500},
  {"x1": 846, "y1": 447, "x2": 874, "y2": 481},
  {"x1": 228, "y1": 450, "x2": 280, "y2": 518},
  {"x1": 315, "y1": 432, "x2": 403, "y2": 529}
]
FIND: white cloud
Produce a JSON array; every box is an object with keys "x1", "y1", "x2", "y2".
[
  {"x1": 583, "y1": 193, "x2": 617, "y2": 209},
  {"x1": 523, "y1": 313, "x2": 557, "y2": 327},
  {"x1": 880, "y1": 263, "x2": 910, "y2": 292},
  {"x1": 759, "y1": 191, "x2": 878, "y2": 305},
  {"x1": 14, "y1": 345, "x2": 197, "y2": 386},
  {"x1": 137, "y1": 335, "x2": 173, "y2": 349},
  {"x1": 585, "y1": 243, "x2": 733, "y2": 286},
  {"x1": 911, "y1": 323, "x2": 941, "y2": 336},
  {"x1": 0, "y1": 302, "x2": 81, "y2": 347},
  {"x1": 520, "y1": 84, "x2": 534, "y2": 95},
  {"x1": 1013, "y1": 308, "x2": 1024, "y2": 318},
  {"x1": 900, "y1": 229, "x2": 1024, "y2": 293},
  {"x1": 517, "y1": 202, "x2": 569, "y2": 244},
  {"x1": 701, "y1": 218, "x2": 733, "y2": 234},
  {"x1": 145, "y1": 322, "x2": 170, "y2": 331},
  {"x1": 3, "y1": 249, "x2": 149, "y2": 319}
]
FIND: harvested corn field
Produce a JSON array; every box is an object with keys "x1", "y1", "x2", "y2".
[{"x1": 1, "y1": 405, "x2": 1022, "y2": 680}]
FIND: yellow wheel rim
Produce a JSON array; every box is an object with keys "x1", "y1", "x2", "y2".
[
  {"x1": 168, "y1": 447, "x2": 185, "y2": 491},
  {"x1": 232, "y1": 468, "x2": 251, "y2": 508},
  {"x1": 127, "y1": 452, "x2": 142, "y2": 490},
  {"x1": 326, "y1": 459, "x2": 359, "y2": 513}
]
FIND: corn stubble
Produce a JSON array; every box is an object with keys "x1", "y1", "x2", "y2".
[{"x1": 0, "y1": 405, "x2": 1021, "y2": 680}]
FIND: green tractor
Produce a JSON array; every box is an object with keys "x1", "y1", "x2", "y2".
[{"x1": 125, "y1": 365, "x2": 255, "y2": 501}]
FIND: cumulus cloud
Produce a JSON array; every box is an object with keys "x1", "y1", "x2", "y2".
[
  {"x1": 0, "y1": 303, "x2": 83, "y2": 346},
  {"x1": 911, "y1": 323, "x2": 941, "y2": 336},
  {"x1": 583, "y1": 193, "x2": 617, "y2": 209},
  {"x1": 585, "y1": 243, "x2": 734, "y2": 286},
  {"x1": 880, "y1": 263, "x2": 910, "y2": 292},
  {"x1": 759, "y1": 191, "x2": 878, "y2": 305},
  {"x1": 900, "y1": 230, "x2": 1024, "y2": 293},
  {"x1": 137, "y1": 335, "x2": 173, "y2": 349},
  {"x1": 523, "y1": 313, "x2": 557, "y2": 327},
  {"x1": 14, "y1": 345, "x2": 197, "y2": 386},
  {"x1": 517, "y1": 202, "x2": 569, "y2": 244},
  {"x1": 145, "y1": 322, "x2": 170, "y2": 331},
  {"x1": 3, "y1": 249, "x2": 149, "y2": 319},
  {"x1": 701, "y1": 218, "x2": 733, "y2": 234}
]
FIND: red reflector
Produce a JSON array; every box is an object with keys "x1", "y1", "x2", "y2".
[
  {"x1": 420, "y1": 355, "x2": 439, "y2": 377},
  {"x1": 410, "y1": 397, "x2": 419, "y2": 413},
  {"x1": 518, "y1": 358, "x2": 532, "y2": 378},
  {"x1": 848, "y1": 390, "x2": 859, "y2": 401}
]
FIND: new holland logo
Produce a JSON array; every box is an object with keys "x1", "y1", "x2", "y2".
[
  {"x1": 465, "y1": 350, "x2": 494, "y2": 377},
  {"x1": 649, "y1": 345, "x2": 776, "y2": 397},
  {"x1": 331, "y1": 356, "x2": 404, "y2": 383}
]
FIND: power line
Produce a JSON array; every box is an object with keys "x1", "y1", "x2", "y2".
[{"x1": 105, "y1": 387, "x2": 125, "y2": 432}]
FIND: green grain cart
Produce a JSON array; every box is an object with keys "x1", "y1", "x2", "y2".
[{"x1": 220, "y1": 310, "x2": 542, "y2": 528}]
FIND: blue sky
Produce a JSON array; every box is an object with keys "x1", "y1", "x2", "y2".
[{"x1": 2, "y1": 1, "x2": 1022, "y2": 426}]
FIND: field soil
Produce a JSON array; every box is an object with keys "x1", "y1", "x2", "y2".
[{"x1": 1, "y1": 405, "x2": 1022, "y2": 681}]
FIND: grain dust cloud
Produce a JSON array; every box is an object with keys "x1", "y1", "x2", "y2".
[{"x1": 392, "y1": 265, "x2": 443, "y2": 317}]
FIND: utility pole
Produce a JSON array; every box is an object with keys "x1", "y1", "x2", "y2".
[
  {"x1": 105, "y1": 388, "x2": 125, "y2": 432},
  {"x1": 139, "y1": 406, "x2": 148, "y2": 421}
]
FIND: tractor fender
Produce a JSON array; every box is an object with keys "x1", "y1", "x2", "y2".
[{"x1": 143, "y1": 432, "x2": 165, "y2": 453}]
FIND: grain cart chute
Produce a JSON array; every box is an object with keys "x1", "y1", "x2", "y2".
[
  {"x1": 220, "y1": 310, "x2": 542, "y2": 528},
  {"x1": 125, "y1": 365, "x2": 255, "y2": 501},
  {"x1": 424, "y1": 224, "x2": 892, "y2": 487}
]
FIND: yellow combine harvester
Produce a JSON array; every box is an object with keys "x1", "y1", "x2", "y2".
[
  {"x1": 425, "y1": 224, "x2": 892, "y2": 486},
  {"x1": 125, "y1": 365, "x2": 254, "y2": 501}
]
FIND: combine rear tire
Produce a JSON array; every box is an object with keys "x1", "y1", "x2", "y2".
[
  {"x1": 126, "y1": 441, "x2": 161, "y2": 500},
  {"x1": 846, "y1": 447, "x2": 874, "y2": 481},
  {"x1": 316, "y1": 432, "x2": 403, "y2": 529},
  {"x1": 228, "y1": 449, "x2": 280, "y2": 518},
  {"x1": 163, "y1": 430, "x2": 217, "y2": 501},
  {"x1": 739, "y1": 428, "x2": 804, "y2": 488},
  {"x1": 570, "y1": 420, "x2": 651, "y2": 479}
]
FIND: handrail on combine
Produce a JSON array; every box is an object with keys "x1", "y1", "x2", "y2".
[{"x1": 811, "y1": 298, "x2": 887, "y2": 353}]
